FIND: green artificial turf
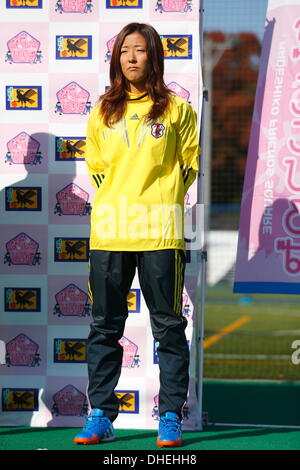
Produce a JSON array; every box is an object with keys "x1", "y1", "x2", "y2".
[
  {"x1": 0, "y1": 425, "x2": 299, "y2": 451},
  {"x1": 1, "y1": 380, "x2": 300, "y2": 452}
]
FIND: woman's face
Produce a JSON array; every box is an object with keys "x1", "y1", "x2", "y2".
[{"x1": 120, "y1": 32, "x2": 149, "y2": 93}]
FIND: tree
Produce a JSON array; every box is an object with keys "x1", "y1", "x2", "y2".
[{"x1": 206, "y1": 31, "x2": 262, "y2": 205}]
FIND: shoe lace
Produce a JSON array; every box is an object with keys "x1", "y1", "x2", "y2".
[
  {"x1": 160, "y1": 416, "x2": 181, "y2": 433},
  {"x1": 84, "y1": 415, "x2": 106, "y2": 431}
]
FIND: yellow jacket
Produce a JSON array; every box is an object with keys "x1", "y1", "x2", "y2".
[{"x1": 85, "y1": 91, "x2": 200, "y2": 251}]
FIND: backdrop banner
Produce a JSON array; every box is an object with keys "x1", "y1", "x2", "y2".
[
  {"x1": 0, "y1": 0, "x2": 203, "y2": 430},
  {"x1": 234, "y1": 0, "x2": 300, "y2": 294}
]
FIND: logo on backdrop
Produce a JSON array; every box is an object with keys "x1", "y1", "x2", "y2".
[
  {"x1": 151, "y1": 394, "x2": 190, "y2": 421},
  {"x1": 160, "y1": 34, "x2": 192, "y2": 59},
  {"x1": 5, "y1": 333, "x2": 41, "y2": 367},
  {"x1": 55, "y1": 0, "x2": 93, "y2": 14},
  {"x1": 167, "y1": 81, "x2": 191, "y2": 102},
  {"x1": 54, "y1": 338, "x2": 87, "y2": 363},
  {"x1": 54, "y1": 237, "x2": 89, "y2": 262},
  {"x1": 153, "y1": 339, "x2": 159, "y2": 364},
  {"x1": 119, "y1": 336, "x2": 140, "y2": 368},
  {"x1": 55, "y1": 136, "x2": 86, "y2": 161},
  {"x1": 4, "y1": 233, "x2": 41, "y2": 266},
  {"x1": 153, "y1": 339, "x2": 190, "y2": 365},
  {"x1": 54, "y1": 183, "x2": 91, "y2": 216},
  {"x1": 182, "y1": 288, "x2": 193, "y2": 318},
  {"x1": 2, "y1": 388, "x2": 39, "y2": 412},
  {"x1": 53, "y1": 284, "x2": 91, "y2": 318},
  {"x1": 6, "y1": 86, "x2": 42, "y2": 110},
  {"x1": 56, "y1": 35, "x2": 92, "y2": 60},
  {"x1": 114, "y1": 390, "x2": 139, "y2": 414},
  {"x1": 6, "y1": 31, "x2": 42, "y2": 64},
  {"x1": 184, "y1": 192, "x2": 192, "y2": 215},
  {"x1": 55, "y1": 82, "x2": 91, "y2": 115},
  {"x1": 5, "y1": 288, "x2": 41, "y2": 313},
  {"x1": 105, "y1": 35, "x2": 118, "y2": 63},
  {"x1": 155, "y1": 0, "x2": 192, "y2": 13},
  {"x1": 127, "y1": 289, "x2": 141, "y2": 313},
  {"x1": 6, "y1": 132, "x2": 42, "y2": 165},
  {"x1": 52, "y1": 385, "x2": 88, "y2": 417},
  {"x1": 5, "y1": 187, "x2": 42, "y2": 211},
  {"x1": 106, "y1": 0, "x2": 143, "y2": 8},
  {"x1": 6, "y1": 0, "x2": 43, "y2": 8},
  {"x1": 152, "y1": 395, "x2": 159, "y2": 420}
]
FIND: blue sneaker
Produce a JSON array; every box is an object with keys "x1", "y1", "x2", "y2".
[
  {"x1": 157, "y1": 412, "x2": 183, "y2": 447},
  {"x1": 73, "y1": 408, "x2": 115, "y2": 445}
]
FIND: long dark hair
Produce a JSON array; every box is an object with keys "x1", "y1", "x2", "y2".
[{"x1": 98, "y1": 23, "x2": 173, "y2": 127}]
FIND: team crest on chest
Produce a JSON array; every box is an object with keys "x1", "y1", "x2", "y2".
[{"x1": 151, "y1": 122, "x2": 165, "y2": 139}]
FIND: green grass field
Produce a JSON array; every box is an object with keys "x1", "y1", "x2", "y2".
[{"x1": 202, "y1": 284, "x2": 300, "y2": 381}]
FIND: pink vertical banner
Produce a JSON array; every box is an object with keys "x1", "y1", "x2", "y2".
[{"x1": 234, "y1": 0, "x2": 300, "y2": 294}]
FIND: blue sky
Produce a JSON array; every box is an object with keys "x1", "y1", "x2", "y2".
[{"x1": 203, "y1": 0, "x2": 269, "y2": 40}]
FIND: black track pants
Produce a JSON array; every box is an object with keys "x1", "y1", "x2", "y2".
[{"x1": 86, "y1": 249, "x2": 189, "y2": 423}]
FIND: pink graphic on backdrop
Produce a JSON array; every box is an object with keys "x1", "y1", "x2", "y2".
[
  {"x1": 119, "y1": 336, "x2": 138, "y2": 368},
  {"x1": 275, "y1": 236, "x2": 300, "y2": 276},
  {"x1": 55, "y1": 183, "x2": 90, "y2": 216},
  {"x1": 152, "y1": 394, "x2": 159, "y2": 420},
  {"x1": 182, "y1": 288, "x2": 193, "y2": 320},
  {"x1": 48, "y1": 276, "x2": 91, "y2": 325},
  {"x1": 1, "y1": 124, "x2": 48, "y2": 174},
  {"x1": 99, "y1": 24, "x2": 124, "y2": 73},
  {"x1": 50, "y1": 74, "x2": 99, "y2": 122},
  {"x1": 150, "y1": 0, "x2": 198, "y2": 20},
  {"x1": 6, "y1": 31, "x2": 41, "y2": 64},
  {"x1": 54, "y1": 283, "x2": 90, "y2": 317},
  {"x1": 105, "y1": 35, "x2": 118, "y2": 63},
  {"x1": 52, "y1": 384, "x2": 88, "y2": 416},
  {"x1": 46, "y1": 377, "x2": 90, "y2": 426},
  {"x1": 56, "y1": 82, "x2": 90, "y2": 115},
  {"x1": 51, "y1": 0, "x2": 98, "y2": 21},
  {"x1": 184, "y1": 192, "x2": 192, "y2": 216},
  {"x1": 0, "y1": 225, "x2": 47, "y2": 275},
  {"x1": 0, "y1": 327, "x2": 47, "y2": 376},
  {"x1": 56, "y1": 0, "x2": 90, "y2": 13},
  {"x1": 234, "y1": 4, "x2": 300, "y2": 292},
  {"x1": 6, "y1": 132, "x2": 40, "y2": 165},
  {"x1": 167, "y1": 81, "x2": 190, "y2": 101},
  {"x1": 5, "y1": 334, "x2": 40, "y2": 367},
  {"x1": 0, "y1": 23, "x2": 49, "y2": 72},
  {"x1": 49, "y1": 175, "x2": 95, "y2": 225},
  {"x1": 283, "y1": 157, "x2": 300, "y2": 193},
  {"x1": 4, "y1": 233, "x2": 41, "y2": 267},
  {"x1": 165, "y1": 73, "x2": 198, "y2": 110},
  {"x1": 147, "y1": 378, "x2": 195, "y2": 429},
  {"x1": 156, "y1": 0, "x2": 192, "y2": 13}
]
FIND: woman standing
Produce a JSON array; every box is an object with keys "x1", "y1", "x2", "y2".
[{"x1": 74, "y1": 22, "x2": 200, "y2": 448}]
